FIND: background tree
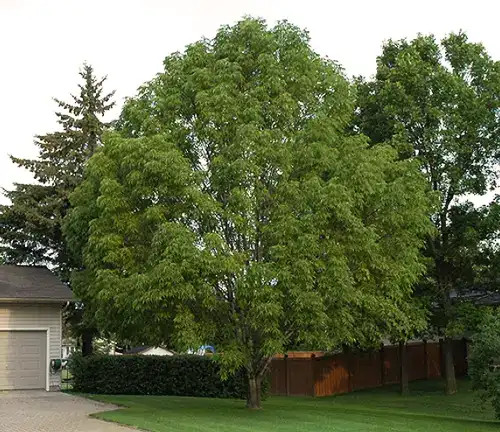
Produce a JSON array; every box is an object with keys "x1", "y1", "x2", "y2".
[
  {"x1": 355, "y1": 32, "x2": 500, "y2": 394},
  {"x1": 389, "y1": 300, "x2": 429, "y2": 395},
  {"x1": 0, "y1": 63, "x2": 115, "y2": 355},
  {"x1": 468, "y1": 309, "x2": 500, "y2": 419},
  {"x1": 65, "y1": 18, "x2": 433, "y2": 409}
]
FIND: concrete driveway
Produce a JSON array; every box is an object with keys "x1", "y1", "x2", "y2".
[{"x1": 0, "y1": 391, "x2": 133, "y2": 432}]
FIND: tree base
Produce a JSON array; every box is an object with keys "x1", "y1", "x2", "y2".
[
  {"x1": 445, "y1": 382, "x2": 457, "y2": 395},
  {"x1": 443, "y1": 338, "x2": 457, "y2": 395},
  {"x1": 247, "y1": 376, "x2": 262, "y2": 410}
]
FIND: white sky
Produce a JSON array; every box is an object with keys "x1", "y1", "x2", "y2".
[{"x1": 0, "y1": 0, "x2": 499, "y2": 204}]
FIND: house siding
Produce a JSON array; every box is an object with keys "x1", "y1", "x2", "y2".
[{"x1": 0, "y1": 303, "x2": 63, "y2": 390}]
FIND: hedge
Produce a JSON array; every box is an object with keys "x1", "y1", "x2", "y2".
[{"x1": 69, "y1": 354, "x2": 267, "y2": 399}]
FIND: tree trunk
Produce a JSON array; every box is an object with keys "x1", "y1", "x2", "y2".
[
  {"x1": 81, "y1": 329, "x2": 94, "y2": 357},
  {"x1": 399, "y1": 341, "x2": 409, "y2": 395},
  {"x1": 247, "y1": 376, "x2": 262, "y2": 409},
  {"x1": 434, "y1": 207, "x2": 457, "y2": 395},
  {"x1": 443, "y1": 337, "x2": 457, "y2": 395}
]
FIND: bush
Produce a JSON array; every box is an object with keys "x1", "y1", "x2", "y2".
[
  {"x1": 69, "y1": 354, "x2": 267, "y2": 399},
  {"x1": 468, "y1": 310, "x2": 500, "y2": 419}
]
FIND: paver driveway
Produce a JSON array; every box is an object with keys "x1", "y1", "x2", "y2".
[{"x1": 0, "y1": 390, "x2": 133, "y2": 432}]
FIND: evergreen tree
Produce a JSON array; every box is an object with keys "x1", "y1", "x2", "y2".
[{"x1": 0, "y1": 63, "x2": 115, "y2": 354}]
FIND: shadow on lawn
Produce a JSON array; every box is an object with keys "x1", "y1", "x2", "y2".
[
  {"x1": 81, "y1": 378, "x2": 498, "y2": 432},
  {"x1": 313, "y1": 377, "x2": 496, "y2": 425}
]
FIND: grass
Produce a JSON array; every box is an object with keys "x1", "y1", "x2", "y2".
[{"x1": 86, "y1": 379, "x2": 497, "y2": 432}]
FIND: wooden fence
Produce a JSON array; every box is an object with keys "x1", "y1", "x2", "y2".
[{"x1": 269, "y1": 339, "x2": 468, "y2": 397}]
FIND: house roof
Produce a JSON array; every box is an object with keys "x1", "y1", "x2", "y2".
[
  {"x1": 0, "y1": 265, "x2": 72, "y2": 302},
  {"x1": 123, "y1": 346, "x2": 173, "y2": 355},
  {"x1": 450, "y1": 289, "x2": 500, "y2": 306},
  {"x1": 123, "y1": 346, "x2": 150, "y2": 355}
]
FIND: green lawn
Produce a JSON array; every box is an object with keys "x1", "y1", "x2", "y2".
[{"x1": 86, "y1": 379, "x2": 497, "y2": 432}]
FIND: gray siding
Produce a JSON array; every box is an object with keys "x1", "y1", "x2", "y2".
[{"x1": 0, "y1": 303, "x2": 63, "y2": 389}]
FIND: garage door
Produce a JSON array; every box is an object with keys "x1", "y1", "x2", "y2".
[{"x1": 0, "y1": 331, "x2": 46, "y2": 390}]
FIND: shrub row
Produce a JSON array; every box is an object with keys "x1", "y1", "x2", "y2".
[{"x1": 70, "y1": 354, "x2": 267, "y2": 399}]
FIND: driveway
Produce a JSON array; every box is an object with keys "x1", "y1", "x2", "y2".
[{"x1": 0, "y1": 390, "x2": 133, "y2": 432}]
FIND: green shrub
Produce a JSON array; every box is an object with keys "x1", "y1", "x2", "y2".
[
  {"x1": 468, "y1": 310, "x2": 500, "y2": 418},
  {"x1": 69, "y1": 354, "x2": 267, "y2": 399}
]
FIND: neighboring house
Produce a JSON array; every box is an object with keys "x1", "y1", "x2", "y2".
[
  {"x1": 0, "y1": 265, "x2": 72, "y2": 391},
  {"x1": 61, "y1": 338, "x2": 77, "y2": 359},
  {"x1": 61, "y1": 337, "x2": 119, "y2": 358},
  {"x1": 117, "y1": 346, "x2": 174, "y2": 356}
]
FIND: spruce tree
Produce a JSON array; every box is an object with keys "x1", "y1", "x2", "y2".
[{"x1": 0, "y1": 63, "x2": 115, "y2": 354}]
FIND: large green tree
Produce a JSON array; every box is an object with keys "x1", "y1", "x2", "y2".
[
  {"x1": 355, "y1": 32, "x2": 500, "y2": 394},
  {"x1": 0, "y1": 63, "x2": 115, "y2": 354},
  {"x1": 64, "y1": 18, "x2": 433, "y2": 408}
]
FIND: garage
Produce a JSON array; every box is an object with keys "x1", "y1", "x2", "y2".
[
  {"x1": 0, "y1": 265, "x2": 72, "y2": 391},
  {"x1": 0, "y1": 330, "x2": 47, "y2": 390}
]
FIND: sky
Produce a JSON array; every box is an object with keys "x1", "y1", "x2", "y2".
[{"x1": 0, "y1": 0, "x2": 499, "y2": 204}]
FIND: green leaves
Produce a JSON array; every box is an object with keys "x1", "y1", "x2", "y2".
[
  {"x1": 70, "y1": 354, "x2": 267, "y2": 399},
  {"x1": 356, "y1": 32, "x2": 500, "y2": 336},
  {"x1": 469, "y1": 310, "x2": 500, "y2": 418},
  {"x1": 66, "y1": 18, "x2": 433, "y2": 386},
  {"x1": 0, "y1": 63, "x2": 115, "y2": 281},
  {"x1": 0, "y1": 63, "x2": 115, "y2": 352},
  {"x1": 357, "y1": 33, "x2": 500, "y2": 198}
]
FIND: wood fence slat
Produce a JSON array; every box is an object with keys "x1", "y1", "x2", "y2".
[{"x1": 269, "y1": 340, "x2": 467, "y2": 397}]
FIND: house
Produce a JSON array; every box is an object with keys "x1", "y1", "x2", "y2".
[
  {"x1": 61, "y1": 337, "x2": 78, "y2": 359},
  {"x1": 0, "y1": 265, "x2": 72, "y2": 391},
  {"x1": 61, "y1": 337, "x2": 118, "y2": 358},
  {"x1": 116, "y1": 346, "x2": 174, "y2": 356}
]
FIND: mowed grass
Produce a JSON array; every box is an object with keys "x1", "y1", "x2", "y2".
[{"x1": 87, "y1": 379, "x2": 497, "y2": 432}]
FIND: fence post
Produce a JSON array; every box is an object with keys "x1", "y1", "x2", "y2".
[
  {"x1": 380, "y1": 343, "x2": 385, "y2": 386},
  {"x1": 311, "y1": 353, "x2": 316, "y2": 397},
  {"x1": 423, "y1": 339, "x2": 428, "y2": 379},
  {"x1": 285, "y1": 354, "x2": 290, "y2": 396}
]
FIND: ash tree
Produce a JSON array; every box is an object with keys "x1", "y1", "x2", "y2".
[
  {"x1": 64, "y1": 18, "x2": 433, "y2": 409},
  {"x1": 355, "y1": 32, "x2": 500, "y2": 394},
  {"x1": 0, "y1": 63, "x2": 115, "y2": 354}
]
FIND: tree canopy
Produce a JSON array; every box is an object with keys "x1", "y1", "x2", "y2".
[
  {"x1": 355, "y1": 32, "x2": 500, "y2": 394},
  {"x1": 469, "y1": 309, "x2": 500, "y2": 418},
  {"x1": 0, "y1": 63, "x2": 115, "y2": 354},
  {"x1": 0, "y1": 63, "x2": 114, "y2": 278},
  {"x1": 65, "y1": 19, "x2": 433, "y2": 408}
]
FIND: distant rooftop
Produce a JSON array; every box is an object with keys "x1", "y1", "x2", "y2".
[{"x1": 450, "y1": 289, "x2": 500, "y2": 306}]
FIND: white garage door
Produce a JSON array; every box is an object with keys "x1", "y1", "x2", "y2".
[{"x1": 0, "y1": 331, "x2": 46, "y2": 390}]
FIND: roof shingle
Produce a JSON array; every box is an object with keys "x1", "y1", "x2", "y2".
[{"x1": 0, "y1": 265, "x2": 72, "y2": 301}]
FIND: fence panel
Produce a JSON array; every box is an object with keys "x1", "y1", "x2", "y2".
[
  {"x1": 314, "y1": 354, "x2": 349, "y2": 397},
  {"x1": 426, "y1": 342, "x2": 441, "y2": 378},
  {"x1": 383, "y1": 345, "x2": 400, "y2": 384},
  {"x1": 288, "y1": 358, "x2": 314, "y2": 396},
  {"x1": 351, "y1": 350, "x2": 382, "y2": 391},
  {"x1": 407, "y1": 343, "x2": 426, "y2": 381},
  {"x1": 269, "y1": 358, "x2": 287, "y2": 395},
  {"x1": 269, "y1": 340, "x2": 467, "y2": 398}
]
